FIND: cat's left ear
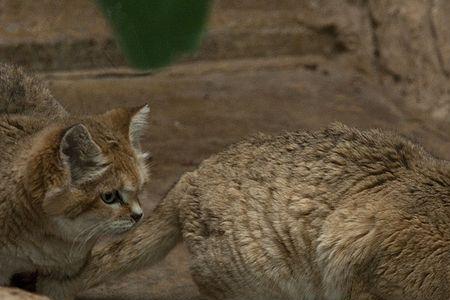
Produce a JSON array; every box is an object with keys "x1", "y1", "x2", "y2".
[{"x1": 60, "y1": 124, "x2": 109, "y2": 185}]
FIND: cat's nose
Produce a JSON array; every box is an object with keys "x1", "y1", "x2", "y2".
[
  {"x1": 131, "y1": 212, "x2": 143, "y2": 223},
  {"x1": 130, "y1": 201, "x2": 143, "y2": 223}
]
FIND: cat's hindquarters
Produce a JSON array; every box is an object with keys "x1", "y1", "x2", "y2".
[{"x1": 0, "y1": 64, "x2": 67, "y2": 118}]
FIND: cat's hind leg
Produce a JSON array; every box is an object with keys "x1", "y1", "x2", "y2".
[
  {"x1": 189, "y1": 242, "x2": 244, "y2": 300},
  {"x1": 189, "y1": 245, "x2": 283, "y2": 300}
]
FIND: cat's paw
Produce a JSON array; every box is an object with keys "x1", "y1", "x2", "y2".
[{"x1": 36, "y1": 277, "x2": 80, "y2": 300}]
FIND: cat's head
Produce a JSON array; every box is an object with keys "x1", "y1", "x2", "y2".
[{"x1": 24, "y1": 105, "x2": 151, "y2": 242}]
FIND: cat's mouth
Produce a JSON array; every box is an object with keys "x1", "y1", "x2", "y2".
[
  {"x1": 71, "y1": 219, "x2": 137, "y2": 241},
  {"x1": 108, "y1": 220, "x2": 136, "y2": 235}
]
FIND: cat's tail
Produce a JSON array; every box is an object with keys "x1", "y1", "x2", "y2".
[
  {"x1": 0, "y1": 64, "x2": 67, "y2": 118},
  {"x1": 78, "y1": 173, "x2": 187, "y2": 290}
]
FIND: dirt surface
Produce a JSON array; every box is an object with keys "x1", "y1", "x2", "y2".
[{"x1": 0, "y1": 0, "x2": 449, "y2": 299}]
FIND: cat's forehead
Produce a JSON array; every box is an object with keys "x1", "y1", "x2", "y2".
[
  {"x1": 91, "y1": 167, "x2": 142, "y2": 194},
  {"x1": 82, "y1": 119, "x2": 148, "y2": 190},
  {"x1": 120, "y1": 173, "x2": 141, "y2": 192},
  {"x1": 111, "y1": 156, "x2": 144, "y2": 188}
]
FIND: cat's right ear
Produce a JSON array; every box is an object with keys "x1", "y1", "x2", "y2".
[{"x1": 60, "y1": 124, "x2": 110, "y2": 185}]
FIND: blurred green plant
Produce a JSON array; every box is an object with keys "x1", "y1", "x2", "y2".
[{"x1": 97, "y1": 0, "x2": 212, "y2": 70}]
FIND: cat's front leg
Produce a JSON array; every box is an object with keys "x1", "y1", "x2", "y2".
[{"x1": 36, "y1": 276, "x2": 81, "y2": 300}]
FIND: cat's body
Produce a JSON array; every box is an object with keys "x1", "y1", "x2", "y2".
[
  {"x1": 0, "y1": 65, "x2": 150, "y2": 291},
  {"x1": 49, "y1": 124, "x2": 450, "y2": 300},
  {"x1": 0, "y1": 115, "x2": 82, "y2": 283}
]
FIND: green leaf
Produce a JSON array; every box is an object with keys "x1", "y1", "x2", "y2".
[{"x1": 97, "y1": 0, "x2": 212, "y2": 70}]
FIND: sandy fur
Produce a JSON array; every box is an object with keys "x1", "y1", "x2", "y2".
[
  {"x1": 47, "y1": 123, "x2": 450, "y2": 299},
  {"x1": 0, "y1": 64, "x2": 150, "y2": 295}
]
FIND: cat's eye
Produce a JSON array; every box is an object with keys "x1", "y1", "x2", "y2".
[{"x1": 101, "y1": 190, "x2": 121, "y2": 204}]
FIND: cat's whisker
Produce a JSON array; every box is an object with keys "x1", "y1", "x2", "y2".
[
  {"x1": 79, "y1": 222, "x2": 109, "y2": 247},
  {"x1": 68, "y1": 222, "x2": 101, "y2": 261},
  {"x1": 70, "y1": 221, "x2": 110, "y2": 261}
]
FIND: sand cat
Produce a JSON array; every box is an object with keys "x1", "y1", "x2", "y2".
[
  {"x1": 0, "y1": 64, "x2": 149, "y2": 292},
  {"x1": 44, "y1": 122, "x2": 450, "y2": 300}
]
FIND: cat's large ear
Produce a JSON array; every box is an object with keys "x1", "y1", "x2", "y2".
[
  {"x1": 60, "y1": 124, "x2": 109, "y2": 185},
  {"x1": 102, "y1": 104, "x2": 150, "y2": 154},
  {"x1": 128, "y1": 104, "x2": 150, "y2": 150},
  {"x1": 101, "y1": 104, "x2": 150, "y2": 160}
]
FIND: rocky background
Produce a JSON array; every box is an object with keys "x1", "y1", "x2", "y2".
[{"x1": 0, "y1": 0, "x2": 449, "y2": 299}]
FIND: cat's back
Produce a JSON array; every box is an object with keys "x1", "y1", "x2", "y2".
[
  {"x1": 0, "y1": 64, "x2": 66, "y2": 118},
  {"x1": 176, "y1": 124, "x2": 445, "y2": 299},
  {"x1": 177, "y1": 123, "x2": 436, "y2": 256},
  {"x1": 181, "y1": 123, "x2": 427, "y2": 210},
  {"x1": 0, "y1": 64, "x2": 64, "y2": 188}
]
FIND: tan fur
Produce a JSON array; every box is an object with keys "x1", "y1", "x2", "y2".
[
  {"x1": 0, "y1": 65, "x2": 150, "y2": 292},
  {"x1": 47, "y1": 124, "x2": 450, "y2": 300},
  {"x1": 0, "y1": 64, "x2": 67, "y2": 119}
]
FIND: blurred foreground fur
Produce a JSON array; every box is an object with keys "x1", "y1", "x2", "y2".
[
  {"x1": 0, "y1": 64, "x2": 150, "y2": 296},
  {"x1": 0, "y1": 287, "x2": 49, "y2": 300},
  {"x1": 49, "y1": 121, "x2": 450, "y2": 299}
]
